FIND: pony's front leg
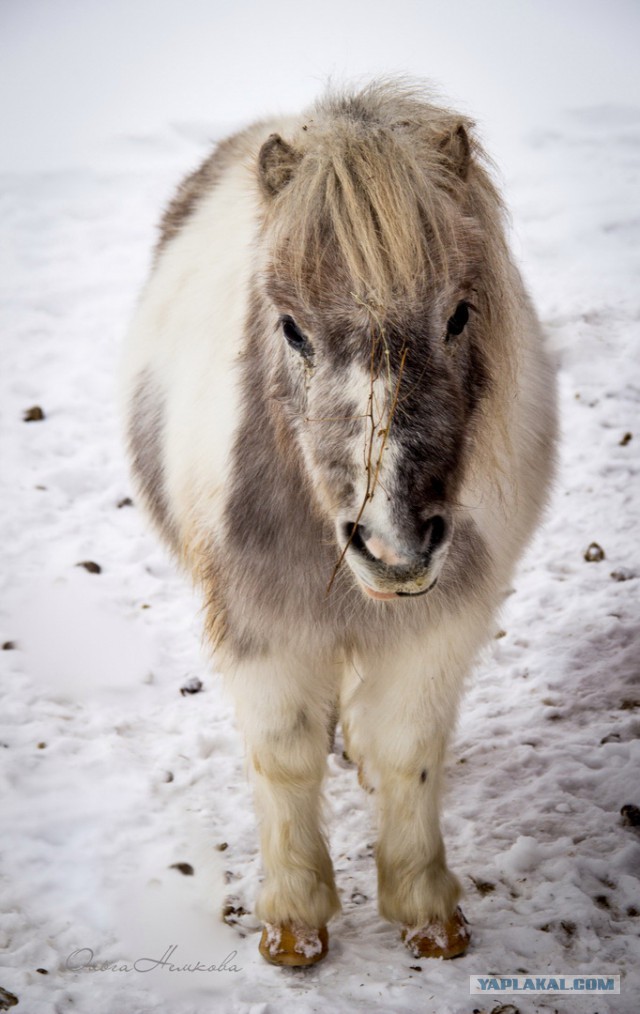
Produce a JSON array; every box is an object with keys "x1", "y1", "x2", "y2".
[
  {"x1": 226, "y1": 653, "x2": 340, "y2": 966},
  {"x1": 342, "y1": 639, "x2": 471, "y2": 959}
]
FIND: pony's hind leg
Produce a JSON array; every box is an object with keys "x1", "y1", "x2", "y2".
[
  {"x1": 341, "y1": 637, "x2": 471, "y2": 959},
  {"x1": 226, "y1": 652, "x2": 340, "y2": 966}
]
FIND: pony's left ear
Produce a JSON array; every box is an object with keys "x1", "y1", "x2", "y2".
[
  {"x1": 438, "y1": 123, "x2": 472, "y2": 181},
  {"x1": 258, "y1": 133, "x2": 303, "y2": 198}
]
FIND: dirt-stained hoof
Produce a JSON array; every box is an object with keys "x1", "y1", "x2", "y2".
[
  {"x1": 402, "y1": 906, "x2": 470, "y2": 959},
  {"x1": 259, "y1": 923, "x2": 329, "y2": 967}
]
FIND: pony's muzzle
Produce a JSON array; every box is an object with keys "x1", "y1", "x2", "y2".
[{"x1": 340, "y1": 517, "x2": 450, "y2": 598}]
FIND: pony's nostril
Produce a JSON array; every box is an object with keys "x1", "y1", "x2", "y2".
[
  {"x1": 342, "y1": 521, "x2": 369, "y2": 554},
  {"x1": 421, "y1": 514, "x2": 447, "y2": 555}
]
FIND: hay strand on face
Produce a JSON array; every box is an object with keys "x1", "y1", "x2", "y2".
[{"x1": 325, "y1": 305, "x2": 409, "y2": 595}]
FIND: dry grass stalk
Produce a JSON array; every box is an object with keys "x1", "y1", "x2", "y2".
[{"x1": 326, "y1": 300, "x2": 408, "y2": 595}]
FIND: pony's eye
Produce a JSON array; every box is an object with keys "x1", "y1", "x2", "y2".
[
  {"x1": 445, "y1": 301, "x2": 470, "y2": 340},
  {"x1": 281, "y1": 315, "x2": 311, "y2": 355}
]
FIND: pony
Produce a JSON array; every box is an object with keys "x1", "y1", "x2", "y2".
[{"x1": 121, "y1": 80, "x2": 557, "y2": 966}]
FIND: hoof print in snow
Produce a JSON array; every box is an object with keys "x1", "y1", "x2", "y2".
[
  {"x1": 619, "y1": 432, "x2": 632, "y2": 446},
  {"x1": 0, "y1": 987, "x2": 19, "y2": 1010},
  {"x1": 2, "y1": 641, "x2": 16, "y2": 651},
  {"x1": 472, "y1": 1006, "x2": 520, "y2": 1014},
  {"x1": 584, "y1": 542, "x2": 605, "y2": 562},
  {"x1": 76, "y1": 561, "x2": 102, "y2": 574},
  {"x1": 169, "y1": 862, "x2": 194, "y2": 876},
  {"x1": 471, "y1": 877, "x2": 496, "y2": 896},
  {"x1": 117, "y1": 497, "x2": 134, "y2": 508},
  {"x1": 223, "y1": 901, "x2": 248, "y2": 925},
  {"x1": 601, "y1": 731, "x2": 621, "y2": 743},
  {"x1": 23, "y1": 405, "x2": 45, "y2": 422},
  {"x1": 216, "y1": 842, "x2": 229, "y2": 851},
  {"x1": 180, "y1": 677, "x2": 203, "y2": 696},
  {"x1": 610, "y1": 567, "x2": 634, "y2": 581},
  {"x1": 621, "y1": 804, "x2": 640, "y2": 827}
]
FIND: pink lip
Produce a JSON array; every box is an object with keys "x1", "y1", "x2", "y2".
[{"x1": 361, "y1": 585, "x2": 398, "y2": 600}]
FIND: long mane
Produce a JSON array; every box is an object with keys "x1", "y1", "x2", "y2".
[{"x1": 265, "y1": 82, "x2": 505, "y2": 303}]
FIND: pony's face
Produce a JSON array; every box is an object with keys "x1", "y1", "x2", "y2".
[
  {"x1": 257, "y1": 115, "x2": 496, "y2": 599},
  {"x1": 264, "y1": 284, "x2": 486, "y2": 600}
]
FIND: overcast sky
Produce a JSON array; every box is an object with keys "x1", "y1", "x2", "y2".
[{"x1": 1, "y1": 0, "x2": 639, "y2": 172}]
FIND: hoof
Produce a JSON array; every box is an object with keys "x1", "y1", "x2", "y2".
[
  {"x1": 259, "y1": 923, "x2": 329, "y2": 967},
  {"x1": 402, "y1": 906, "x2": 470, "y2": 959}
]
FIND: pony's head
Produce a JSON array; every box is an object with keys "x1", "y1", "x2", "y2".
[{"x1": 255, "y1": 83, "x2": 514, "y2": 599}]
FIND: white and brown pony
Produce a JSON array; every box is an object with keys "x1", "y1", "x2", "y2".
[{"x1": 122, "y1": 81, "x2": 557, "y2": 966}]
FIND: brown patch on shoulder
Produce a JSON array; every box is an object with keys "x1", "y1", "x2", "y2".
[
  {"x1": 128, "y1": 369, "x2": 179, "y2": 551},
  {"x1": 182, "y1": 511, "x2": 268, "y2": 662},
  {"x1": 180, "y1": 522, "x2": 229, "y2": 652},
  {"x1": 203, "y1": 574, "x2": 228, "y2": 652}
]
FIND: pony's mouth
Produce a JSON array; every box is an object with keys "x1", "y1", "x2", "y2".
[{"x1": 360, "y1": 578, "x2": 438, "y2": 601}]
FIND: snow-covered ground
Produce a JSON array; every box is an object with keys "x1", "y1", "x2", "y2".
[{"x1": 2, "y1": 5, "x2": 640, "y2": 1014}]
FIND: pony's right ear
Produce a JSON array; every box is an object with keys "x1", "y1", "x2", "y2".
[
  {"x1": 438, "y1": 123, "x2": 472, "y2": 182},
  {"x1": 258, "y1": 134, "x2": 302, "y2": 198}
]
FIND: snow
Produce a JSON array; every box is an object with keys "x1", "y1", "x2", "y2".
[{"x1": 2, "y1": 2, "x2": 640, "y2": 1012}]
